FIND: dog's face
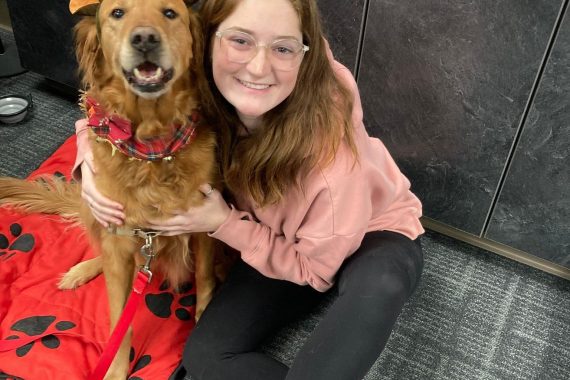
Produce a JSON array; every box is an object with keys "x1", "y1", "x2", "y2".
[{"x1": 94, "y1": 0, "x2": 195, "y2": 99}]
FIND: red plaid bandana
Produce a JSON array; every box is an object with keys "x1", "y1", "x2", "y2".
[{"x1": 85, "y1": 97, "x2": 199, "y2": 161}]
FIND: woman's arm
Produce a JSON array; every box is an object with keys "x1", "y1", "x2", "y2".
[
  {"x1": 207, "y1": 180, "x2": 367, "y2": 292},
  {"x1": 74, "y1": 119, "x2": 125, "y2": 227},
  {"x1": 148, "y1": 181, "x2": 368, "y2": 292}
]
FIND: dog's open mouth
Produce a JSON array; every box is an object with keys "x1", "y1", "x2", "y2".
[{"x1": 123, "y1": 62, "x2": 174, "y2": 93}]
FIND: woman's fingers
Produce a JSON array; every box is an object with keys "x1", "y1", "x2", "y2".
[
  {"x1": 148, "y1": 230, "x2": 187, "y2": 237},
  {"x1": 200, "y1": 183, "x2": 215, "y2": 197},
  {"x1": 88, "y1": 190, "x2": 125, "y2": 217},
  {"x1": 92, "y1": 203, "x2": 125, "y2": 225},
  {"x1": 80, "y1": 160, "x2": 125, "y2": 226},
  {"x1": 82, "y1": 168, "x2": 123, "y2": 211},
  {"x1": 146, "y1": 214, "x2": 189, "y2": 230},
  {"x1": 90, "y1": 208, "x2": 110, "y2": 228},
  {"x1": 169, "y1": 184, "x2": 230, "y2": 232}
]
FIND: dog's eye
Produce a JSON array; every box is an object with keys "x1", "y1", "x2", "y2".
[
  {"x1": 163, "y1": 9, "x2": 178, "y2": 19},
  {"x1": 111, "y1": 8, "x2": 125, "y2": 19}
]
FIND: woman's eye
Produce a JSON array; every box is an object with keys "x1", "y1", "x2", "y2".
[
  {"x1": 164, "y1": 9, "x2": 178, "y2": 19},
  {"x1": 274, "y1": 46, "x2": 294, "y2": 55},
  {"x1": 233, "y1": 38, "x2": 248, "y2": 45},
  {"x1": 111, "y1": 8, "x2": 125, "y2": 19},
  {"x1": 228, "y1": 37, "x2": 253, "y2": 48}
]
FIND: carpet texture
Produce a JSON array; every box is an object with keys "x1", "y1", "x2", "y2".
[
  {"x1": 262, "y1": 232, "x2": 570, "y2": 380},
  {"x1": 0, "y1": 29, "x2": 79, "y2": 179},
  {"x1": 1, "y1": 28, "x2": 569, "y2": 380}
]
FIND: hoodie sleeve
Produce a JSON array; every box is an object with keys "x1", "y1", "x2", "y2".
[
  {"x1": 207, "y1": 46, "x2": 371, "y2": 292},
  {"x1": 209, "y1": 182, "x2": 366, "y2": 293},
  {"x1": 209, "y1": 42, "x2": 422, "y2": 291}
]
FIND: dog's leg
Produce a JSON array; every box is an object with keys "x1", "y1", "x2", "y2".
[
  {"x1": 58, "y1": 256, "x2": 103, "y2": 289},
  {"x1": 193, "y1": 233, "x2": 216, "y2": 321},
  {"x1": 101, "y1": 235, "x2": 137, "y2": 380}
]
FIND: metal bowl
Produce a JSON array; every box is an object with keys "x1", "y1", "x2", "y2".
[{"x1": 0, "y1": 94, "x2": 33, "y2": 124}]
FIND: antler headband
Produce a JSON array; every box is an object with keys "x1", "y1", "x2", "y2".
[
  {"x1": 69, "y1": 0, "x2": 200, "y2": 15},
  {"x1": 69, "y1": 0, "x2": 100, "y2": 15}
]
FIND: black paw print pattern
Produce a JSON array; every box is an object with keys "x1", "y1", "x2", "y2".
[
  {"x1": 0, "y1": 223, "x2": 35, "y2": 261},
  {"x1": 0, "y1": 371, "x2": 24, "y2": 380},
  {"x1": 128, "y1": 347, "x2": 152, "y2": 380},
  {"x1": 5, "y1": 316, "x2": 76, "y2": 357},
  {"x1": 145, "y1": 281, "x2": 196, "y2": 321},
  {"x1": 53, "y1": 171, "x2": 67, "y2": 180},
  {"x1": 34, "y1": 172, "x2": 75, "y2": 184}
]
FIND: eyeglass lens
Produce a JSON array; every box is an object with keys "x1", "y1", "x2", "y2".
[{"x1": 219, "y1": 30, "x2": 307, "y2": 71}]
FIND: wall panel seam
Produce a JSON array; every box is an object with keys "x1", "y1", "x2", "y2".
[
  {"x1": 480, "y1": 0, "x2": 570, "y2": 237},
  {"x1": 354, "y1": 0, "x2": 370, "y2": 81}
]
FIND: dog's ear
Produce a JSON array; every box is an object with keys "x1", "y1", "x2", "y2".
[
  {"x1": 70, "y1": 0, "x2": 100, "y2": 16},
  {"x1": 74, "y1": 17, "x2": 102, "y2": 89},
  {"x1": 188, "y1": 10, "x2": 204, "y2": 76}
]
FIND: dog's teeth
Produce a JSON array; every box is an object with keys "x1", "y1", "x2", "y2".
[{"x1": 133, "y1": 67, "x2": 163, "y2": 82}]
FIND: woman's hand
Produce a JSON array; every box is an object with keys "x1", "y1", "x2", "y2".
[
  {"x1": 146, "y1": 184, "x2": 231, "y2": 236},
  {"x1": 80, "y1": 151, "x2": 125, "y2": 227}
]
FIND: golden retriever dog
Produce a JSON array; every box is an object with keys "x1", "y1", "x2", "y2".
[{"x1": 0, "y1": 0, "x2": 223, "y2": 378}]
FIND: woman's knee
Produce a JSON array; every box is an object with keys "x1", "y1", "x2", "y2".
[
  {"x1": 338, "y1": 231, "x2": 423, "y2": 300},
  {"x1": 182, "y1": 327, "x2": 223, "y2": 379}
]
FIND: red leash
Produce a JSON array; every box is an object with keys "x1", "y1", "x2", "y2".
[
  {"x1": 0, "y1": 229, "x2": 158, "y2": 379},
  {"x1": 87, "y1": 269, "x2": 152, "y2": 380},
  {"x1": 88, "y1": 229, "x2": 159, "y2": 380},
  {"x1": 0, "y1": 268, "x2": 152, "y2": 379}
]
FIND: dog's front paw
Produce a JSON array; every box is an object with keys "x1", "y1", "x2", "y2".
[
  {"x1": 195, "y1": 289, "x2": 214, "y2": 322},
  {"x1": 102, "y1": 372, "x2": 128, "y2": 380},
  {"x1": 58, "y1": 270, "x2": 85, "y2": 290},
  {"x1": 195, "y1": 304, "x2": 206, "y2": 322},
  {"x1": 58, "y1": 256, "x2": 102, "y2": 290}
]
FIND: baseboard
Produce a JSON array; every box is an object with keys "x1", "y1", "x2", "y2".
[{"x1": 421, "y1": 217, "x2": 570, "y2": 281}]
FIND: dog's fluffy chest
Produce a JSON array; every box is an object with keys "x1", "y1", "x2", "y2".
[{"x1": 90, "y1": 134, "x2": 212, "y2": 224}]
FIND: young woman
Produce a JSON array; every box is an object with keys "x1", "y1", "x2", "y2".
[{"x1": 76, "y1": 0, "x2": 425, "y2": 379}]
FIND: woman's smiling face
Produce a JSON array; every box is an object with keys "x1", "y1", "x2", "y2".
[{"x1": 211, "y1": 0, "x2": 303, "y2": 130}]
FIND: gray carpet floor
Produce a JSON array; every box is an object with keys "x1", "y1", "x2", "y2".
[{"x1": 1, "y1": 28, "x2": 569, "y2": 380}]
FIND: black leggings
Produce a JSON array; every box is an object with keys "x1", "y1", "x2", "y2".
[{"x1": 173, "y1": 230, "x2": 423, "y2": 380}]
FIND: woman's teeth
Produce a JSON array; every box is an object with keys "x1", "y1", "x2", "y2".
[{"x1": 238, "y1": 79, "x2": 270, "y2": 90}]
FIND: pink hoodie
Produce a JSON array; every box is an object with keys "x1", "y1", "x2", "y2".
[
  {"x1": 73, "y1": 55, "x2": 424, "y2": 292},
  {"x1": 208, "y1": 59, "x2": 423, "y2": 291}
]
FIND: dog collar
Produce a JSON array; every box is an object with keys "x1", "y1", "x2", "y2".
[{"x1": 85, "y1": 97, "x2": 199, "y2": 161}]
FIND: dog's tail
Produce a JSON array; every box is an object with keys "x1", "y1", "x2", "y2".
[{"x1": 0, "y1": 177, "x2": 81, "y2": 220}]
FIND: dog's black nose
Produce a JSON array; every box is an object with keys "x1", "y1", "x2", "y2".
[{"x1": 131, "y1": 27, "x2": 161, "y2": 53}]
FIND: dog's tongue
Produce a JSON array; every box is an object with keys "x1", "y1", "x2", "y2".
[{"x1": 136, "y1": 62, "x2": 160, "y2": 78}]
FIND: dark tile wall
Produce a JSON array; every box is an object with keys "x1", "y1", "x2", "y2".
[
  {"x1": 486, "y1": 8, "x2": 570, "y2": 267},
  {"x1": 6, "y1": 1, "x2": 569, "y2": 268},
  {"x1": 7, "y1": 0, "x2": 79, "y2": 89},
  {"x1": 7, "y1": 0, "x2": 363, "y2": 86},
  {"x1": 357, "y1": 0, "x2": 563, "y2": 235},
  {"x1": 317, "y1": 0, "x2": 365, "y2": 73}
]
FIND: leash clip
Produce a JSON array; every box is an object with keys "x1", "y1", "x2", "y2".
[
  {"x1": 106, "y1": 226, "x2": 162, "y2": 282},
  {"x1": 136, "y1": 230, "x2": 161, "y2": 282}
]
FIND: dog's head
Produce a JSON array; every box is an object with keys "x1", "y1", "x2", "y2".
[{"x1": 72, "y1": 0, "x2": 202, "y2": 100}]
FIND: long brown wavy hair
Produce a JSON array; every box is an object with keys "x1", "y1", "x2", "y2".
[{"x1": 199, "y1": 0, "x2": 357, "y2": 206}]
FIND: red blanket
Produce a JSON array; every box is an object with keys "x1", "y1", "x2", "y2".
[{"x1": 0, "y1": 136, "x2": 194, "y2": 379}]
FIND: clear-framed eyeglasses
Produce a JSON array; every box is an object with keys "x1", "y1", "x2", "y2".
[{"x1": 215, "y1": 28, "x2": 309, "y2": 72}]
